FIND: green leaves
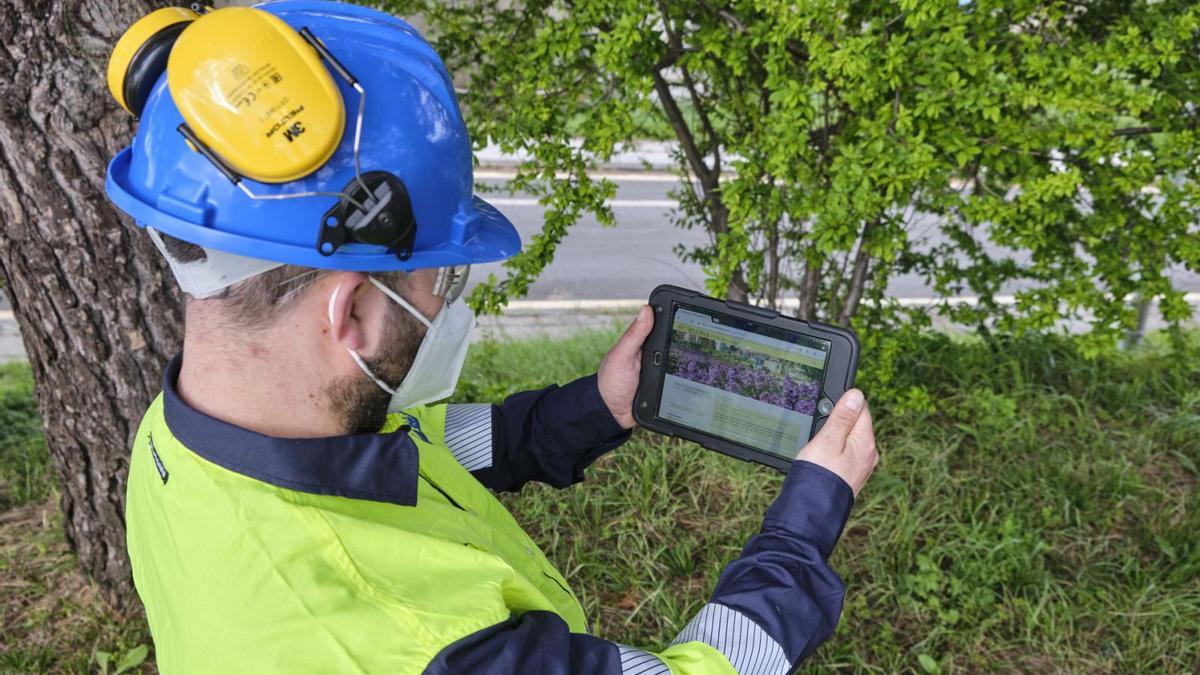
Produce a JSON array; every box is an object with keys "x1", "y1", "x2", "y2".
[
  {"x1": 94, "y1": 644, "x2": 148, "y2": 675},
  {"x1": 386, "y1": 0, "x2": 1200, "y2": 342}
]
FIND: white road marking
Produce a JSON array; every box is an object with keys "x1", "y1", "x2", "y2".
[
  {"x1": 504, "y1": 299, "x2": 646, "y2": 311},
  {"x1": 488, "y1": 198, "x2": 678, "y2": 208},
  {"x1": 503, "y1": 292, "x2": 1200, "y2": 312},
  {"x1": 477, "y1": 170, "x2": 973, "y2": 190},
  {"x1": 477, "y1": 170, "x2": 683, "y2": 183},
  {"x1": 0, "y1": 311, "x2": 11, "y2": 321}
]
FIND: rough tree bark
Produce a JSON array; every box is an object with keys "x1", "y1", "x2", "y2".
[{"x1": 0, "y1": 0, "x2": 183, "y2": 606}]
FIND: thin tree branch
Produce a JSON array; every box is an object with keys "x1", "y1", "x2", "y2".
[
  {"x1": 651, "y1": 68, "x2": 714, "y2": 191},
  {"x1": 1111, "y1": 125, "x2": 1161, "y2": 137},
  {"x1": 838, "y1": 219, "x2": 879, "y2": 325},
  {"x1": 798, "y1": 253, "x2": 823, "y2": 320},
  {"x1": 657, "y1": 0, "x2": 721, "y2": 181},
  {"x1": 679, "y1": 64, "x2": 721, "y2": 181}
]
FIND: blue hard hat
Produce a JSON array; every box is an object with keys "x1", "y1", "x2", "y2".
[{"x1": 105, "y1": 0, "x2": 520, "y2": 272}]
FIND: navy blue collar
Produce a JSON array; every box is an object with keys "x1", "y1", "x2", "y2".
[{"x1": 161, "y1": 354, "x2": 419, "y2": 506}]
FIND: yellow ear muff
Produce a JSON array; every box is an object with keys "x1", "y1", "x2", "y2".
[
  {"x1": 168, "y1": 7, "x2": 346, "y2": 184},
  {"x1": 107, "y1": 7, "x2": 200, "y2": 116}
]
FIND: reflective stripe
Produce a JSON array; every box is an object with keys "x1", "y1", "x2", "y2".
[
  {"x1": 444, "y1": 403, "x2": 493, "y2": 471},
  {"x1": 671, "y1": 603, "x2": 790, "y2": 675},
  {"x1": 617, "y1": 644, "x2": 670, "y2": 675}
]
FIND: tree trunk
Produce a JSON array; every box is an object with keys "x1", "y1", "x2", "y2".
[
  {"x1": 0, "y1": 0, "x2": 183, "y2": 606},
  {"x1": 837, "y1": 219, "x2": 877, "y2": 325},
  {"x1": 797, "y1": 257, "x2": 822, "y2": 320}
]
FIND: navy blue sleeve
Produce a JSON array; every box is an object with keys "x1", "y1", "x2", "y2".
[
  {"x1": 469, "y1": 374, "x2": 631, "y2": 492},
  {"x1": 424, "y1": 611, "x2": 624, "y2": 675},
  {"x1": 423, "y1": 460, "x2": 855, "y2": 675},
  {"x1": 690, "y1": 459, "x2": 854, "y2": 665}
]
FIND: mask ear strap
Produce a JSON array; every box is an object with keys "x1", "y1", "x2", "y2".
[
  {"x1": 329, "y1": 281, "x2": 400, "y2": 396},
  {"x1": 348, "y1": 349, "x2": 398, "y2": 396},
  {"x1": 368, "y1": 276, "x2": 434, "y2": 329},
  {"x1": 328, "y1": 283, "x2": 342, "y2": 325}
]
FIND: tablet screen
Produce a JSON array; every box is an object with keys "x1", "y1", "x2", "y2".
[{"x1": 657, "y1": 305, "x2": 831, "y2": 457}]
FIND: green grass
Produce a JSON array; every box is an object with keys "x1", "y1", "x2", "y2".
[
  {"x1": 0, "y1": 363, "x2": 151, "y2": 674},
  {"x1": 1, "y1": 331, "x2": 1198, "y2": 672},
  {"x1": 0, "y1": 502, "x2": 152, "y2": 675},
  {"x1": 0, "y1": 361, "x2": 50, "y2": 511},
  {"x1": 458, "y1": 330, "x2": 1200, "y2": 673}
]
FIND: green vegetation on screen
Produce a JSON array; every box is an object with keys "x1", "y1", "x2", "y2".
[{"x1": 1, "y1": 330, "x2": 1198, "y2": 672}]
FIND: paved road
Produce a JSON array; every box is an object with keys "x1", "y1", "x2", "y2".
[
  {"x1": 3, "y1": 171, "x2": 1199, "y2": 355},
  {"x1": 2, "y1": 171, "x2": 1198, "y2": 304},
  {"x1": 469, "y1": 173, "x2": 709, "y2": 301},
  {"x1": 468, "y1": 172, "x2": 1200, "y2": 301}
]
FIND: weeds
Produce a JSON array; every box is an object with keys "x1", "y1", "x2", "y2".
[
  {"x1": 0, "y1": 331, "x2": 1197, "y2": 672},
  {"x1": 0, "y1": 362, "x2": 49, "y2": 510}
]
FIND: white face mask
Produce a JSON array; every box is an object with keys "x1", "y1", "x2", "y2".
[{"x1": 328, "y1": 276, "x2": 475, "y2": 413}]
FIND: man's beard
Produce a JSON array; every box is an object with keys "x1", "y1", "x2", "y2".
[{"x1": 326, "y1": 302, "x2": 426, "y2": 434}]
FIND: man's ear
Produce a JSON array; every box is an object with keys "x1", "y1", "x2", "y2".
[{"x1": 325, "y1": 272, "x2": 370, "y2": 351}]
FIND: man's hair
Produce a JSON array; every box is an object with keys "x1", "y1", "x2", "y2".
[{"x1": 159, "y1": 234, "x2": 404, "y2": 329}]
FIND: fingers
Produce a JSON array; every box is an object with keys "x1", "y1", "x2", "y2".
[
  {"x1": 846, "y1": 403, "x2": 877, "y2": 462},
  {"x1": 611, "y1": 305, "x2": 654, "y2": 362},
  {"x1": 596, "y1": 305, "x2": 654, "y2": 431},
  {"x1": 811, "y1": 389, "x2": 865, "y2": 450},
  {"x1": 795, "y1": 390, "x2": 878, "y2": 496}
]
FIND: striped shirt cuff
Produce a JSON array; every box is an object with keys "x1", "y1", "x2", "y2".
[
  {"x1": 444, "y1": 403, "x2": 494, "y2": 471},
  {"x1": 670, "y1": 602, "x2": 790, "y2": 675},
  {"x1": 617, "y1": 644, "x2": 670, "y2": 675}
]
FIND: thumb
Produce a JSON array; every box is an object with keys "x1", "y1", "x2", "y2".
[
  {"x1": 611, "y1": 305, "x2": 654, "y2": 361},
  {"x1": 811, "y1": 389, "x2": 866, "y2": 451}
]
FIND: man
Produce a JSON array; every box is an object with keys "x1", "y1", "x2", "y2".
[{"x1": 105, "y1": 2, "x2": 878, "y2": 673}]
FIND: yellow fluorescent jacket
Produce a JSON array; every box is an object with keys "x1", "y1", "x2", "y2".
[{"x1": 126, "y1": 356, "x2": 853, "y2": 674}]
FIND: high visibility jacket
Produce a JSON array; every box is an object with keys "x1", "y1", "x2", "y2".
[{"x1": 126, "y1": 356, "x2": 853, "y2": 674}]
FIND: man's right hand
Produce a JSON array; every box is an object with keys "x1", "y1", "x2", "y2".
[{"x1": 796, "y1": 389, "x2": 878, "y2": 496}]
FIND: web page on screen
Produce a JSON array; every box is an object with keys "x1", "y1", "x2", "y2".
[{"x1": 658, "y1": 306, "x2": 831, "y2": 457}]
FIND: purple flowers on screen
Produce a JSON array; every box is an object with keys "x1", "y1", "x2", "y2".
[{"x1": 668, "y1": 345, "x2": 819, "y2": 415}]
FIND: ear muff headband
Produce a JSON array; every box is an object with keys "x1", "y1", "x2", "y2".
[{"x1": 107, "y1": 7, "x2": 199, "y2": 115}]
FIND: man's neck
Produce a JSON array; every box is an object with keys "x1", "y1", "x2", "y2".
[{"x1": 176, "y1": 331, "x2": 346, "y2": 439}]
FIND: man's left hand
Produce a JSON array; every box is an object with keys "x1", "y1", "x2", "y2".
[{"x1": 597, "y1": 305, "x2": 654, "y2": 429}]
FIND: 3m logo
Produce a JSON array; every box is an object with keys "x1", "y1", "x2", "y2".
[
  {"x1": 149, "y1": 435, "x2": 169, "y2": 485},
  {"x1": 282, "y1": 122, "x2": 306, "y2": 142},
  {"x1": 265, "y1": 105, "x2": 306, "y2": 139}
]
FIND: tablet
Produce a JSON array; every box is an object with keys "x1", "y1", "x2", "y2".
[{"x1": 633, "y1": 285, "x2": 860, "y2": 472}]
